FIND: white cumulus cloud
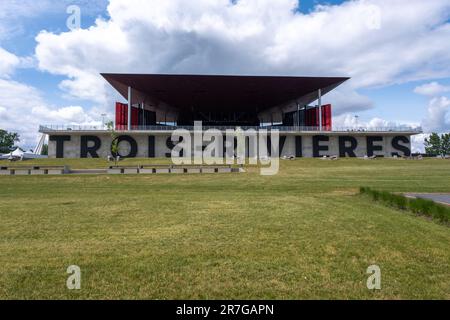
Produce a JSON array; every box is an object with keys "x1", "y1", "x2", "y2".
[
  {"x1": 0, "y1": 78, "x2": 96, "y2": 149},
  {"x1": 34, "y1": 0, "x2": 450, "y2": 113},
  {"x1": 333, "y1": 113, "x2": 413, "y2": 130},
  {"x1": 414, "y1": 81, "x2": 450, "y2": 96},
  {"x1": 422, "y1": 96, "x2": 450, "y2": 132},
  {"x1": 411, "y1": 133, "x2": 429, "y2": 153},
  {"x1": 414, "y1": 81, "x2": 450, "y2": 133},
  {"x1": 0, "y1": 47, "x2": 20, "y2": 77}
]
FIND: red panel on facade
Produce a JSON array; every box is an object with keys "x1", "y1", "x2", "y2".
[
  {"x1": 131, "y1": 107, "x2": 139, "y2": 128},
  {"x1": 306, "y1": 107, "x2": 320, "y2": 127},
  {"x1": 122, "y1": 104, "x2": 127, "y2": 130},
  {"x1": 304, "y1": 105, "x2": 332, "y2": 129},
  {"x1": 115, "y1": 102, "x2": 121, "y2": 128},
  {"x1": 321, "y1": 104, "x2": 332, "y2": 131},
  {"x1": 115, "y1": 102, "x2": 121, "y2": 127},
  {"x1": 121, "y1": 104, "x2": 124, "y2": 126},
  {"x1": 115, "y1": 102, "x2": 129, "y2": 130}
]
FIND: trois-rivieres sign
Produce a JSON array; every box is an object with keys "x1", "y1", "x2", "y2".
[{"x1": 48, "y1": 125, "x2": 412, "y2": 160}]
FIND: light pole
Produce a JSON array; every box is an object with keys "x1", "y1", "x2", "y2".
[
  {"x1": 355, "y1": 115, "x2": 359, "y2": 129},
  {"x1": 101, "y1": 113, "x2": 107, "y2": 129}
]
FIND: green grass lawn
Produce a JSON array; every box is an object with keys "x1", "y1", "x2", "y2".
[{"x1": 0, "y1": 158, "x2": 449, "y2": 299}]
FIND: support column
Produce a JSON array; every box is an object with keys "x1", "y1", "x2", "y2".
[
  {"x1": 318, "y1": 88, "x2": 322, "y2": 131},
  {"x1": 128, "y1": 86, "x2": 132, "y2": 131},
  {"x1": 142, "y1": 102, "x2": 145, "y2": 127}
]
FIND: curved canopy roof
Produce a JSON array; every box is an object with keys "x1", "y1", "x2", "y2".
[{"x1": 101, "y1": 73, "x2": 349, "y2": 112}]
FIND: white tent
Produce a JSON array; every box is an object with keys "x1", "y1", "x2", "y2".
[
  {"x1": 1, "y1": 147, "x2": 47, "y2": 160},
  {"x1": 0, "y1": 135, "x2": 48, "y2": 160}
]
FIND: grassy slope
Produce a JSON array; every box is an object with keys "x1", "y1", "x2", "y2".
[{"x1": 0, "y1": 158, "x2": 449, "y2": 299}]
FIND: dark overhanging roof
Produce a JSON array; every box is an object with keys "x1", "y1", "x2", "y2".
[{"x1": 101, "y1": 73, "x2": 350, "y2": 112}]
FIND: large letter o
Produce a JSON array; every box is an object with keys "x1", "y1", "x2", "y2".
[{"x1": 111, "y1": 135, "x2": 138, "y2": 158}]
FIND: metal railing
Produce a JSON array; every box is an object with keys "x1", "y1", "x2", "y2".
[{"x1": 39, "y1": 124, "x2": 422, "y2": 133}]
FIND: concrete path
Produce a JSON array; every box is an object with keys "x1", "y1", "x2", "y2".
[{"x1": 405, "y1": 193, "x2": 450, "y2": 206}]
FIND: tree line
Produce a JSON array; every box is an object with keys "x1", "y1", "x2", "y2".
[{"x1": 424, "y1": 133, "x2": 450, "y2": 157}]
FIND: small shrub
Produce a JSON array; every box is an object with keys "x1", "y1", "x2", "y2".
[
  {"x1": 391, "y1": 193, "x2": 408, "y2": 210},
  {"x1": 409, "y1": 198, "x2": 434, "y2": 216},
  {"x1": 430, "y1": 205, "x2": 449, "y2": 223},
  {"x1": 380, "y1": 191, "x2": 391, "y2": 204}
]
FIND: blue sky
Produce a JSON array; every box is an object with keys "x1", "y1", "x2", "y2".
[
  {"x1": 0, "y1": 0, "x2": 450, "y2": 151},
  {"x1": 1, "y1": 0, "x2": 109, "y2": 109}
]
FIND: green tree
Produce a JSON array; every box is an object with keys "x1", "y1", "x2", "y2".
[
  {"x1": 107, "y1": 121, "x2": 119, "y2": 165},
  {"x1": 424, "y1": 133, "x2": 441, "y2": 156},
  {"x1": 0, "y1": 129, "x2": 20, "y2": 153},
  {"x1": 41, "y1": 144, "x2": 48, "y2": 156},
  {"x1": 441, "y1": 133, "x2": 450, "y2": 156},
  {"x1": 424, "y1": 132, "x2": 450, "y2": 157}
]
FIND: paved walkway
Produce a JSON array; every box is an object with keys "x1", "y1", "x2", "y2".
[{"x1": 405, "y1": 193, "x2": 450, "y2": 206}]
